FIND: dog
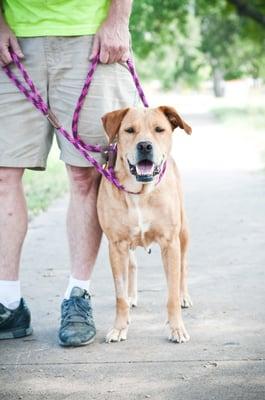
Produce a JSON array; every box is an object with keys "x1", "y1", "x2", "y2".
[{"x1": 97, "y1": 106, "x2": 192, "y2": 343}]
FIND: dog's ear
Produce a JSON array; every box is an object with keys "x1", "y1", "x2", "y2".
[
  {"x1": 101, "y1": 108, "x2": 130, "y2": 142},
  {"x1": 158, "y1": 106, "x2": 192, "y2": 135}
]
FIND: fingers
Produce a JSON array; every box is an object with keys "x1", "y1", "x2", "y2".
[
  {"x1": 0, "y1": 42, "x2": 12, "y2": 66},
  {"x1": 120, "y1": 50, "x2": 130, "y2": 63},
  {"x1": 89, "y1": 35, "x2": 100, "y2": 60},
  {"x1": 99, "y1": 45, "x2": 110, "y2": 64},
  {"x1": 0, "y1": 31, "x2": 24, "y2": 66},
  {"x1": 90, "y1": 21, "x2": 131, "y2": 64},
  {"x1": 108, "y1": 45, "x2": 125, "y2": 64},
  {"x1": 99, "y1": 44, "x2": 129, "y2": 64},
  {"x1": 9, "y1": 36, "x2": 24, "y2": 58},
  {"x1": 107, "y1": 44, "x2": 129, "y2": 64}
]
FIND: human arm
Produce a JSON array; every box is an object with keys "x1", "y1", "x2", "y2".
[
  {"x1": 0, "y1": 2, "x2": 24, "y2": 66},
  {"x1": 90, "y1": 0, "x2": 133, "y2": 64}
]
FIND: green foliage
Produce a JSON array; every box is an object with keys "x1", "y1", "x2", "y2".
[
  {"x1": 130, "y1": 0, "x2": 189, "y2": 59},
  {"x1": 130, "y1": 0, "x2": 265, "y2": 89},
  {"x1": 130, "y1": 2, "x2": 206, "y2": 88},
  {"x1": 133, "y1": 13, "x2": 207, "y2": 89},
  {"x1": 213, "y1": 105, "x2": 265, "y2": 131},
  {"x1": 197, "y1": 0, "x2": 265, "y2": 80},
  {"x1": 23, "y1": 145, "x2": 68, "y2": 218}
]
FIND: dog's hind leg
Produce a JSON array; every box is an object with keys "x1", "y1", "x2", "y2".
[
  {"x1": 179, "y1": 225, "x2": 193, "y2": 308},
  {"x1": 128, "y1": 249, "x2": 138, "y2": 308},
  {"x1": 105, "y1": 240, "x2": 130, "y2": 343}
]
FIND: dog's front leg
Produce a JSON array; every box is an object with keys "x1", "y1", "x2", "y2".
[
  {"x1": 180, "y1": 227, "x2": 193, "y2": 308},
  {"x1": 128, "y1": 250, "x2": 138, "y2": 307},
  {"x1": 105, "y1": 240, "x2": 130, "y2": 343},
  {"x1": 160, "y1": 237, "x2": 190, "y2": 343}
]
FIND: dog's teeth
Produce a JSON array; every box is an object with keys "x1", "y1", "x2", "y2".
[
  {"x1": 136, "y1": 163, "x2": 155, "y2": 176},
  {"x1": 136, "y1": 165, "x2": 142, "y2": 175}
]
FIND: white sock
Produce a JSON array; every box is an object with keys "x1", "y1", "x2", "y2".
[
  {"x1": 64, "y1": 276, "x2": 91, "y2": 299},
  {"x1": 0, "y1": 280, "x2": 21, "y2": 310}
]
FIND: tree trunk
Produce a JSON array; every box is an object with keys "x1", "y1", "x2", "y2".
[{"x1": 213, "y1": 67, "x2": 225, "y2": 97}]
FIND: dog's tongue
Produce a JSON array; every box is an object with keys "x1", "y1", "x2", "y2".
[{"x1": 136, "y1": 160, "x2": 154, "y2": 175}]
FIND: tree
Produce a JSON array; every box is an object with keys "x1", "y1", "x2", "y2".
[
  {"x1": 197, "y1": 0, "x2": 265, "y2": 94},
  {"x1": 227, "y1": 0, "x2": 265, "y2": 27},
  {"x1": 130, "y1": 0, "x2": 265, "y2": 95}
]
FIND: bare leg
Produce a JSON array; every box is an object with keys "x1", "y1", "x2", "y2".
[
  {"x1": 180, "y1": 227, "x2": 192, "y2": 308},
  {"x1": 106, "y1": 240, "x2": 130, "y2": 342},
  {"x1": 160, "y1": 237, "x2": 190, "y2": 343},
  {"x1": 128, "y1": 249, "x2": 138, "y2": 307},
  {"x1": 0, "y1": 168, "x2": 27, "y2": 280},
  {"x1": 66, "y1": 165, "x2": 102, "y2": 280}
]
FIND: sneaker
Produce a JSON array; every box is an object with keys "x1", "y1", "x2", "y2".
[
  {"x1": 0, "y1": 299, "x2": 33, "y2": 339},
  {"x1": 58, "y1": 287, "x2": 96, "y2": 347}
]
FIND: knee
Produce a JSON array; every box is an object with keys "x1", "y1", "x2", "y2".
[
  {"x1": 67, "y1": 165, "x2": 100, "y2": 196},
  {"x1": 0, "y1": 168, "x2": 24, "y2": 195}
]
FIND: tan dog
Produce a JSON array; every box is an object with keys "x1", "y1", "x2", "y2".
[{"x1": 97, "y1": 106, "x2": 192, "y2": 343}]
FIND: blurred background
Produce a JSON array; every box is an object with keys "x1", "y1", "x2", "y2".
[
  {"x1": 2, "y1": 3, "x2": 264, "y2": 396},
  {"x1": 23, "y1": 0, "x2": 265, "y2": 216},
  {"x1": 131, "y1": 0, "x2": 265, "y2": 97}
]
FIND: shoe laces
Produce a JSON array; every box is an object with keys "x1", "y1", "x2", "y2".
[{"x1": 62, "y1": 296, "x2": 93, "y2": 325}]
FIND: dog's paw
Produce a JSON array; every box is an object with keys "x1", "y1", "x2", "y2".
[
  {"x1": 129, "y1": 296, "x2": 138, "y2": 308},
  {"x1": 181, "y1": 293, "x2": 193, "y2": 309},
  {"x1": 168, "y1": 325, "x2": 190, "y2": 344},
  {"x1": 105, "y1": 327, "x2": 128, "y2": 343}
]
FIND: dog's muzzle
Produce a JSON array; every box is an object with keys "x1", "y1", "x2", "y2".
[{"x1": 128, "y1": 141, "x2": 163, "y2": 182}]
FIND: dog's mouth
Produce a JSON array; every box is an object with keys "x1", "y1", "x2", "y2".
[{"x1": 127, "y1": 159, "x2": 162, "y2": 182}]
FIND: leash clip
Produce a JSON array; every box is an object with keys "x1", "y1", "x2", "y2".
[
  {"x1": 101, "y1": 144, "x2": 117, "y2": 169},
  {"x1": 46, "y1": 109, "x2": 61, "y2": 129}
]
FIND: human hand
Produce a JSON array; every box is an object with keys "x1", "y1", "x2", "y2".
[
  {"x1": 90, "y1": 19, "x2": 130, "y2": 64},
  {"x1": 0, "y1": 23, "x2": 24, "y2": 66}
]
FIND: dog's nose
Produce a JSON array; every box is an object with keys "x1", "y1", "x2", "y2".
[{"x1": 137, "y1": 141, "x2": 153, "y2": 154}]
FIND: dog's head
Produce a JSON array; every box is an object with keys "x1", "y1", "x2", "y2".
[{"x1": 102, "y1": 106, "x2": 192, "y2": 183}]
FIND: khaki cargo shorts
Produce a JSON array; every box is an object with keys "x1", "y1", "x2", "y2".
[{"x1": 0, "y1": 36, "x2": 139, "y2": 169}]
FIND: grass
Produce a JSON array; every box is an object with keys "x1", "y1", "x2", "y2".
[
  {"x1": 212, "y1": 105, "x2": 265, "y2": 132},
  {"x1": 23, "y1": 144, "x2": 68, "y2": 218}
]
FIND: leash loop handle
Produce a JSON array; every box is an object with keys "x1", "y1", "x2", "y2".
[
  {"x1": 71, "y1": 53, "x2": 149, "y2": 140},
  {"x1": 1, "y1": 48, "x2": 166, "y2": 194}
]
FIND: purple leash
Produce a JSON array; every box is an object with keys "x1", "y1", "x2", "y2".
[{"x1": 2, "y1": 48, "x2": 166, "y2": 194}]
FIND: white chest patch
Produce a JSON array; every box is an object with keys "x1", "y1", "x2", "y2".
[{"x1": 131, "y1": 198, "x2": 150, "y2": 236}]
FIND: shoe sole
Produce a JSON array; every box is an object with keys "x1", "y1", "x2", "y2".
[
  {"x1": 58, "y1": 336, "x2": 95, "y2": 347},
  {"x1": 0, "y1": 326, "x2": 33, "y2": 340}
]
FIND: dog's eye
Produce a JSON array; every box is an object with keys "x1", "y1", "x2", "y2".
[
  {"x1": 125, "y1": 127, "x2": 135, "y2": 134},
  {"x1": 155, "y1": 126, "x2": 165, "y2": 133}
]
